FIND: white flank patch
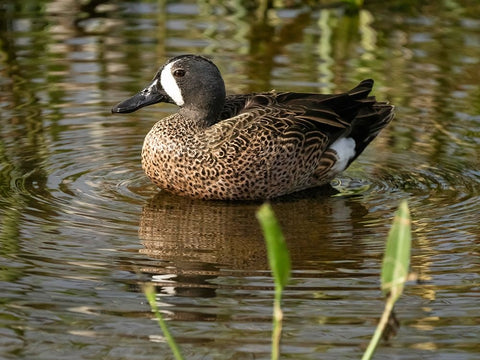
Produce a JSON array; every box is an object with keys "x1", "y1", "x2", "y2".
[
  {"x1": 160, "y1": 61, "x2": 184, "y2": 106},
  {"x1": 329, "y1": 137, "x2": 356, "y2": 173}
]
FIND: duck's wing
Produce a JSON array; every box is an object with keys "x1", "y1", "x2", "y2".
[
  {"x1": 210, "y1": 80, "x2": 393, "y2": 167},
  {"x1": 244, "y1": 79, "x2": 393, "y2": 154}
]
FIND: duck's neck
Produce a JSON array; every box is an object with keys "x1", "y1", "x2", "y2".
[
  {"x1": 177, "y1": 77, "x2": 227, "y2": 130},
  {"x1": 178, "y1": 97, "x2": 225, "y2": 130}
]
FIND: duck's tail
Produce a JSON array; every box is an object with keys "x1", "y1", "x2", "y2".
[{"x1": 346, "y1": 80, "x2": 394, "y2": 164}]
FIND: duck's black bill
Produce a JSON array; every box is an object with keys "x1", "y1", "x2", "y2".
[{"x1": 111, "y1": 90, "x2": 168, "y2": 114}]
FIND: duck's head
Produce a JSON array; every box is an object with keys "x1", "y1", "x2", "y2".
[{"x1": 112, "y1": 55, "x2": 226, "y2": 122}]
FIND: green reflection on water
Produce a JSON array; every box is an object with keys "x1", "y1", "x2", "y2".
[{"x1": 0, "y1": 1, "x2": 479, "y2": 359}]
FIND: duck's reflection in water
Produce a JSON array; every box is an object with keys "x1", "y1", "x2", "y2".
[{"x1": 138, "y1": 187, "x2": 371, "y2": 301}]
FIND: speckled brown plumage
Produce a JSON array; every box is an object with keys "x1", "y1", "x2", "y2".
[{"x1": 112, "y1": 55, "x2": 394, "y2": 200}]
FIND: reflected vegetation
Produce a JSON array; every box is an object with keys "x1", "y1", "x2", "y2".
[{"x1": 0, "y1": 0, "x2": 479, "y2": 359}]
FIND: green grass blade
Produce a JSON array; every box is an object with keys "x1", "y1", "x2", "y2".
[
  {"x1": 256, "y1": 203, "x2": 291, "y2": 360},
  {"x1": 381, "y1": 200, "x2": 411, "y2": 302},
  {"x1": 256, "y1": 203, "x2": 291, "y2": 291},
  {"x1": 362, "y1": 201, "x2": 412, "y2": 360},
  {"x1": 143, "y1": 284, "x2": 184, "y2": 360}
]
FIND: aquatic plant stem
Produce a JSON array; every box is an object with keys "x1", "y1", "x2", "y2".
[
  {"x1": 143, "y1": 284, "x2": 184, "y2": 360},
  {"x1": 271, "y1": 290, "x2": 283, "y2": 360},
  {"x1": 361, "y1": 298, "x2": 394, "y2": 360}
]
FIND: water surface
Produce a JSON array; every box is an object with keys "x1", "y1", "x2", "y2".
[{"x1": 0, "y1": 1, "x2": 479, "y2": 359}]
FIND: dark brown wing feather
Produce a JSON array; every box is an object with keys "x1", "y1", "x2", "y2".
[{"x1": 221, "y1": 79, "x2": 392, "y2": 142}]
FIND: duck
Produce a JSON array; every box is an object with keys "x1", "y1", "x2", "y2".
[{"x1": 112, "y1": 54, "x2": 394, "y2": 200}]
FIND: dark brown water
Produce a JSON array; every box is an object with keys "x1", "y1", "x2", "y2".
[{"x1": 1, "y1": 1, "x2": 479, "y2": 359}]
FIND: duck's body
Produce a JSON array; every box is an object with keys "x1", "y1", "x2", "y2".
[{"x1": 112, "y1": 55, "x2": 394, "y2": 200}]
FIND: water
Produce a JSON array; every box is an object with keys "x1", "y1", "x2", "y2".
[{"x1": 1, "y1": 1, "x2": 479, "y2": 359}]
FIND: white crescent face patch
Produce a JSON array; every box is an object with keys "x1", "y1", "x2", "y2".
[{"x1": 160, "y1": 60, "x2": 185, "y2": 106}]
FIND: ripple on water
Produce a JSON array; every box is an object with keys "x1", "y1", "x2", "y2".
[
  {"x1": 0, "y1": 116, "x2": 153, "y2": 249},
  {"x1": 1, "y1": 2, "x2": 480, "y2": 359}
]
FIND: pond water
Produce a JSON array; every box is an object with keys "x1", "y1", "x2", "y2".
[{"x1": 1, "y1": 1, "x2": 479, "y2": 359}]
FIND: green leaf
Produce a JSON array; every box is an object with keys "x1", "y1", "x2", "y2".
[
  {"x1": 256, "y1": 203, "x2": 291, "y2": 360},
  {"x1": 256, "y1": 203, "x2": 291, "y2": 291},
  {"x1": 381, "y1": 200, "x2": 411, "y2": 302},
  {"x1": 362, "y1": 201, "x2": 412, "y2": 360}
]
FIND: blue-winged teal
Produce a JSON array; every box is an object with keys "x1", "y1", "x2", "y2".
[{"x1": 112, "y1": 55, "x2": 394, "y2": 200}]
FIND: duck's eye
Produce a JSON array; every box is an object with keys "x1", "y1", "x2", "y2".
[{"x1": 173, "y1": 69, "x2": 186, "y2": 78}]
